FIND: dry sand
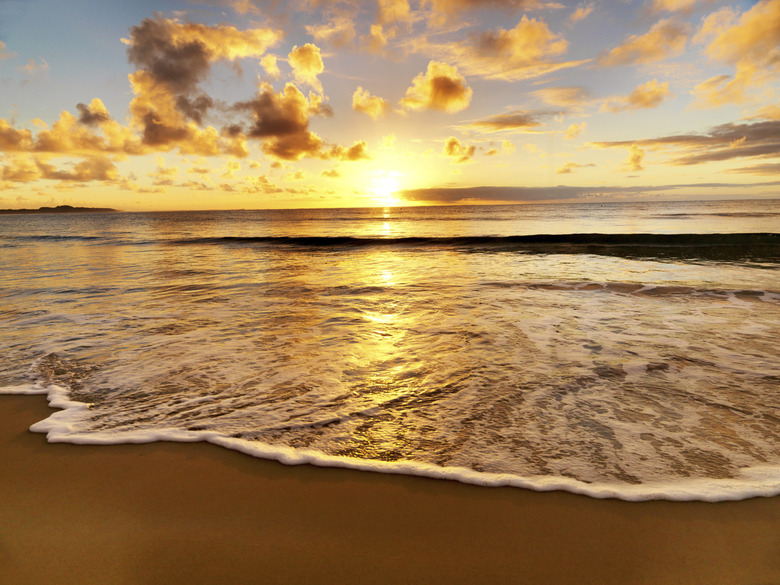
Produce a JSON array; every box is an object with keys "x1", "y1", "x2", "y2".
[{"x1": 2, "y1": 394, "x2": 778, "y2": 585}]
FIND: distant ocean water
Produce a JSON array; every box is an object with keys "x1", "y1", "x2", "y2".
[{"x1": 1, "y1": 199, "x2": 779, "y2": 501}]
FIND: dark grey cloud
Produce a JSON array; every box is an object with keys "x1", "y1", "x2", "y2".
[
  {"x1": 593, "y1": 120, "x2": 780, "y2": 166},
  {"x1": 401, "y1": 181, "x2": 780, "y2": 203}
]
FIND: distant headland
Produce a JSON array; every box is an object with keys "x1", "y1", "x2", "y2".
[{"x1": 0, "y1": 205, "x2": 118, "y2": 215}]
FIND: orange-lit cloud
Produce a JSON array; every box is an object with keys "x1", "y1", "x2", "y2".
[
  {"x1": 306, "y1": 11, "x2": 357, "y2": 47},
  {"x1": 322, "y1": 140, "x2": 371, "y2": 161},
  {"x1": 598, "y1": 18, "x2": 689, "y2": 66},
  {"x1": 415, "y1": 16, "x2": 585, "y2": 81},
  {"x1": 603, "y1": 79, "x2": 672, "y2": 113},
  {"x1": 0, "y1": 40, "x2": 16, "y2": 60},
  {"x1": 289, "y1": 44, "x2": 325, "y2": 93},
  {"x1": 378, "y1": 0, "x2": 412, "y2": 24},
  {"x1": 693, "y1": 0, "x2": 780, "y2": 107},
  {"x1": 421, "y1": 0, "x2": 546, "y2": 20},
  {"x1": 400, "y1": 61, "x2": 472, "y2": 113},
  {"x1": 564, "y1": 122, "x2": 586, "y2": 139},
  {"x1": 465, "y1": 110, "x2": 552, "y2": 132},
  {"x1": 122, "y1": 15, "x2": 282, "y2": 153},
  {"x1": 352, "y1": 87, "x2": 392, "y2": 119},
  {"x1": 557, "y1": 161, "x2": 595, "y2": 173},
  {"x1": 443, "y1": 136, "x2": 475, "y2": 163},
  {"x1": 593, "y1": 119, "x2": 780, "y2": 166},
  {"x1": 652, "y1": 0, "x2": 715, "y2": 13},
  {"x1": 570, "y1": 2, "x2": 594, "y2": 23},
  {"x1": 534, "y1": 86, "x2": 591, "y2": 108},
  {"x1": 625, "y1": 145, "x2": 646, "y2": 171},
  {"x1": 18, "y1": 58, "x2": 49, "y2": 75},
  {"x1": 261, "y1": 54, "x2": 281, "y2": 79},
  {"x1": 236, "y1": 82, "x2": 324, "y2": 160}
]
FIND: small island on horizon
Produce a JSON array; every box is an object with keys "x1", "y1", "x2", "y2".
[{"x1": 0, "y1": 205, "x2": 119, "y2": 215}]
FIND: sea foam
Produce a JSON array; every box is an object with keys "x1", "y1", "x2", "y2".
[{"x1": 4, "y1": 382, "x2": 780, "y2": 502}]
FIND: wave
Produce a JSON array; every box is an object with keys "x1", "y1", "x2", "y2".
[
  {"x1": 5, "y1": 380, "x2": 779, "y2": 502},
  {"x1": 170, "y1": 233, "x2": 780, "y2": 261}
]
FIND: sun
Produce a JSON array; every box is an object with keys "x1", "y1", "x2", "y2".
[{"x1": 370, "y1": 170, "x2": 403, "y2": 207}]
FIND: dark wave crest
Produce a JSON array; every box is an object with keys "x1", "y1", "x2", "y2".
[{"x1": 171, "y1": 233, "x2": 780, "y2": 262}]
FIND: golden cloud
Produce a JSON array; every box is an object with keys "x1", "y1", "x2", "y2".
[
  {"x1": 1, "y1": 154, "x2": 39, "y2": 182},
  {"x1": 261, "y1": 54, "x2": 281, "y2": 79},
  {"x1": 625, "y1": 145, "x2": 646, "y2": 171},
  {"x1": 592, "y1": 119, "x2": 780, "y2": 166},
  {"x1": 36, "y1": 154, "x2": 119, "y2": 182},
  {"x1": 533, "y1": 86, "x2": 591, "y2": 108},
  {"x1": 603, "y1": 79, "x2": 672, "y2": 113},
  {"x1": 652, "y1": 0, "x2": 715, "y2": 12},
  {"x1": 570, "y1": 2, "x2": 594, "y2": 23},
  {"x1": 693, "y1": 0, "x2": 780, "y2": 107},
  {"x1": 289, "y1": 44, "x2": 325, "y2": 93},
  {"x1": 322, "y1": 140, "x2": 371, "y2": 161},
  {"x1": 378, "y1": 0, "x2": 412, "y2": 24},
  {"x1": 0, "y1": 40, "x2": 16, "y2": 60},
  {"x1": 352, "y1": 87, "x2": 392, "y2": 119},
  {"x1": 400, "y1": 61, "x2": 472, "y2": 113},
  {"x1": 416, "y1": 16, "x2": 584, "y2": 81},
  {"x1": 443, "y1": 136, "x2": 475, "y2": 163},
  {"x1": 464, "y1": 110, "x2": 551, "y2": 132},
  {"x1": 564, "y1": 122, "x2": 586, "y2": 139},
  {"x1": 0, "y1": 120, "x2": 34, "y2": 151},
  {"x1": 598, "y1": 18, "x2": 689, "y2": 66}
]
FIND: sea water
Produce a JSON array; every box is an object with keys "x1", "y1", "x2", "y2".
[{"x1": 1, "y1": 199, "x2": 778, "y2": 501}]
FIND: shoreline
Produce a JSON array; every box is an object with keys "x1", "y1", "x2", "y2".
[{"x1": 2, "y1": 394, "x2": 779, "y2": 584}]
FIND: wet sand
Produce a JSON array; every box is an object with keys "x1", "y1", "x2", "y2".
[{"x1": 2, "y1": 394, "x2": 778, "y2": 585}]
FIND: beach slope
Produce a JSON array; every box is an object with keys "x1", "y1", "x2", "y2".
[{"x1": 1, "y1": 395, "x2": 778, "y2": 585}]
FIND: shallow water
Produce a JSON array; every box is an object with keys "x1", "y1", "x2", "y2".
[{"x1": 2, "y1": 199, "x2": 779, "y2": 500}]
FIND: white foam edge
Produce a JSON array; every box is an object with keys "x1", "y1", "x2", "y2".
[{"x1": 3, "y1": 383, "x2": 780, "y2": 503}]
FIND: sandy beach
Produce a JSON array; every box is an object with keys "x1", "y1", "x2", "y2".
[{"x1": 1, "y1": 394, "x2": 778, "y2": 585}]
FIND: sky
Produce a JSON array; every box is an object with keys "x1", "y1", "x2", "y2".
[{"x1": 0, "y1": 0, "x2": 779, "y2": 210}]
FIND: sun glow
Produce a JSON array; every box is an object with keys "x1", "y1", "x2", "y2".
[{"x1": 370, "y1": 170, "x2": 403, "y2": 207}]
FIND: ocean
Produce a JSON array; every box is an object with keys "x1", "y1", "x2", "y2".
[{"x1": 1, "y1": 199, "x2": 778, "y2": 501}]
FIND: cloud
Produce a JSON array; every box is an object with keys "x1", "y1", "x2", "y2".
[
  {"x1": 602, "y1": 79, "x2": 672, "y2": 113},
  {"x1": 17, "y1": 58, "x2": 49, "y2": 75},
  {"x1": 122, "y1": 15, "x2": 282, "y2": 152},
  {"x1": 305, "y1": 10, "x2": 357, "y2": 48},
  {"x1": 322, "y1": 140, "x2": 371, "y2": 161},
  {"x1": 598, "y1": 18, "x2": 689, "y2": 66},
  {"x1": 652, "y1": 0, "x2": 715, "y2": 13},
  {"x1": 570, "y1": 2, "x2": 594, "y2": 23},
  {"x1": 0, "y1": 41, "x2": 17, "y2": 60},
  {"x1": 564, "y1": 122, "x2": 586, "y2": 139},
  {"x1": 261, "y1": 54, "x2": 281, "y2": 79},
  {"x1": 421, "y1": 0, "x2": 548, "y2": 21},
  {"x1": 557, "y1": 161, "x2": 595, "y2": 174},
  {"x1": 415, "y1": 15, "x2": 586, "y2": 81},
  {"x1": 378, "y1": 0, "x2": 412, "y2": 24},
  {"x1": 464, "y1": 110, "x2": 553, "y2": 132},
  {"x1": 352, "y1": 87, "x2": 392, "y2": 119},
  {"x1": 401, "y1": 181, "x2": 780, "y2": 203},
  {"x1": 400, "y1": 61, "x2": 472, "y2": 113},
  {"x1": 727, "y1": 163, "x2": 780, "y2": 175},
  {"x1": 592, "y1": 119, "x2": 780, "y2": 166},
  {"x1": 76, "y1": 99, "x2": 112, "y2": 126},
  {"x1": 533, "y1": 86, "x2": 591, "y2": 108},
  {"x1": 288, "y1": 44, "x2": 325, "y2": 93},
  {"x1": 0, "y1": 120, "x2": 34, "y2": 151},
  {"x1": 36, "y1": 154, "x2": 119, "y2": 182},
  {"x1": 443, "y1": 136, "x2": 476, "y2": 163},
  {"x1": 625, "y1": 145, "x2": 646, "y2": 171},
  {"x1": 693, "y1": 0, "x2": 780, "y2": 107},
  {"x1": 236, "y1": 82, "x2": 323, "y2": 160},
  {"x1": 1, "y1": 155, "x2": 40, "y2": 182}
]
